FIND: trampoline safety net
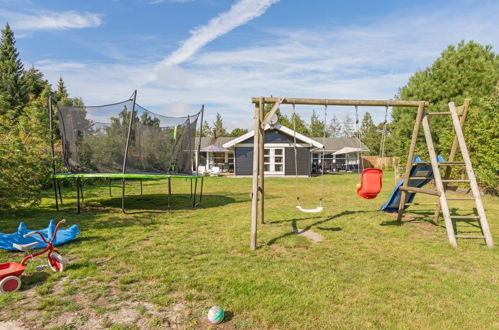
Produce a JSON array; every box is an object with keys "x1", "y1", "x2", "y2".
[{"x1": 57, "y1": 99, "x2": 200, "y2": 175}]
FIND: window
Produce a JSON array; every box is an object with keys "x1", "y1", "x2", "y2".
[{"x1": 264, "y1": 148, "x2": 284, "y2": 174}]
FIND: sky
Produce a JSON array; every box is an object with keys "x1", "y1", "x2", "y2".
[{"x1": 1, "y1": 0, "x2": 498, "y2": 130}]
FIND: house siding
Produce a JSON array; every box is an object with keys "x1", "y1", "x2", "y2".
[
  {"x1": 285, "y1": 147, "x2": 310, "y2": 176},
  {"x1": 235, "y1": 147, "x2": 253, "y2": 176},
  {"x1": 234, "y1": 129, "x2": 312, "y2": 176},
  {"x1": 235, "y1": 146, "x2": 310, "y2": 176}
]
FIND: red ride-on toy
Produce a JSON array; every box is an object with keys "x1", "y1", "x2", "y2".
[{"x1": 0, "y1": 219, "x2": 68, "y2": 293}]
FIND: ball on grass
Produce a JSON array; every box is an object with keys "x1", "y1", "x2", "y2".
[{"x1": 207, "y1": 306, "x2": 224, "y2": 324}]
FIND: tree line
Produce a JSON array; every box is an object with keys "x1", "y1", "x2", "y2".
[
  {"x1": 0, "y1": 24, "x2": 82, "y2": 210},
  {"x1": 0, "y1": 22, "x2": 497, "y2": 210}
]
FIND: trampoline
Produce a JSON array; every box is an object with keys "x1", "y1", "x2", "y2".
[{"x1": 49, "y1": 90, "x2": 205, "y2": 213}]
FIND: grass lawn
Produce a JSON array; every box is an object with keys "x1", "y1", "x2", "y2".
[{"x1": 0, "y1": 172, "x2": 498, "y2": 329}]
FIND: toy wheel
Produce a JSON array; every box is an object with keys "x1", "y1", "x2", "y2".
[
  {"x1": 0, "y1": 276, "x2": 21, "y2": 293},
  {"x1": 48, "y1": 253, "x2": 67, "y2": 272}
]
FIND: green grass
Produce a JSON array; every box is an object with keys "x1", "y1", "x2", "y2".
[{"x1": 0, "y1": 173, "x2": 498, "y2": 329}]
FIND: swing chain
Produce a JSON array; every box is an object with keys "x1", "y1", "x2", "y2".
[
  {"x1": 378, "y1": 105, "x2": 390, "y2": 169},
  {"x1": 292, "y1": 103, "x2": 300, "y2": 206}
]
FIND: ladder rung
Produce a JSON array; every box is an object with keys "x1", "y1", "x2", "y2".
[
  {"x1": 439, "y1": 162, "x2": 465, "y2": 166},
  {"x1": 450, "y1": 215, "x2": 480, "y2": 219},
  {"x1": 441, "y1": 179, "x2": 470, "y2": 183},
  {"x1": 409, "y1": 176, "x2": 433, "y2": 180},
  {"x1": 446, "y1": 197, "x2": 474, "y2": 200},
  {"x1": 427, "y1": 112, "x2": 451, "y2": 115},
  {"x1": 404, "y1": 202, "x2": 438, "y2": 206},
  {"x1": 455, "y1": 235, "x2": 486, "y2": 239},
  {"x1": 399, "y1": 186, "x2": 440, "y2": 196},
  {"x1": 413, "y1": 162, "x2": 465, "y2": 166}
]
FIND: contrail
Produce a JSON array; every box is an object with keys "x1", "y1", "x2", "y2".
[{"x1": 157, "y1": 0, "x2": 280, "y2": 68}]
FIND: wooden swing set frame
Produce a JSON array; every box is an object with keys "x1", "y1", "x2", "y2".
[{"x1": 249, "y1": 97, "x2": 428, "y2": 250}]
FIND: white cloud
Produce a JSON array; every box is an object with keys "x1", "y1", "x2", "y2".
[
  {"x1": 1, "y1": 9, "x2": 102, "y2": 31},
  {"x1": 38, "y1": 1, "x2": 499, "y2": 129},
  {"x1": 156, "y1": 0, "x2": 279, "y2": 69}
]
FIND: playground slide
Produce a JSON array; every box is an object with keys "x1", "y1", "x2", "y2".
[
  {"x1": 0, "y1": 220, "x2": 80, "y2": 251},
  {"x1": 380, "y1": 156, "x2": 445, "y2": 213}
]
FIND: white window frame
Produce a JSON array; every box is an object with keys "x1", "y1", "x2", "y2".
[{"x1": 264, "y1": 147, "x2": 285, "y2": 175}]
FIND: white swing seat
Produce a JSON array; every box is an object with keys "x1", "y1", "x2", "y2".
[{"x1": 296, "y1": 206, "x2": 323, "y2": 213}]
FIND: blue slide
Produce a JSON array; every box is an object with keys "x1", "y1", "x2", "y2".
[
  {"x1": 380, "y1": 156, "x2": 444, "y2": 213},
  {"x1": 0, "y1": 220, "x2": 80, "y2": 251}
]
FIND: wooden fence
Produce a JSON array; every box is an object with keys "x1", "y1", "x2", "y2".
[{"x1": 361, "y1": 156, "x2": 400, "y2": 170}]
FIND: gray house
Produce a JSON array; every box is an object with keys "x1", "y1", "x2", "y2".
[{"x1": 194, "y1": 124, "x2": 369, "y2": 176}]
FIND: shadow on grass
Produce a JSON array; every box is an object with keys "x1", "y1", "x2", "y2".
[
  {"x1": 46, "y1": 192, "x2": 255, "y2": 214},
  {"x1": 20, "y1": 271, "x2": 50, "y2": 291},
  {"x1": 222, "y1": 310, "x2": 234, "y2": 324},
  {"x1": 266, "y1": 210, "x2": 365, "y2": 246}
]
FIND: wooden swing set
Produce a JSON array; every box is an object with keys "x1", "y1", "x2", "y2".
[{"x1": 249, "y1": 97, "x2": 493, "y2": 250}]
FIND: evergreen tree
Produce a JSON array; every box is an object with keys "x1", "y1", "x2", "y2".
[
  {"x1": 228, "y1": 128, "x2": 248, "y2": 137},
  {"x1": 309, "y1": 110, "x2": 327, "y2": 137},
  {"x1": 24, "y1": 66, "x2": 48, "y2": 101},
  {"x1": 392, "y1": 40, "x2": 498, "y2": 192},
  {"x1": 341, "y1": 115, "x2": 354, "y2": 137},
  {"x1": 213, "y1": 113, "x2": 226, "y2": 138},
  {"x1": 0, "y1": 23, "x2": 26, "y2": 114},
  {"x1": 327, "y1": 115, "x2": 342, "y2": 137},
  {"x1": 359, "y1": 112, "x2": 381, "y2": 155},
  {"x1": 393, "y1": 41, "x2": 499, "y2": 160},
  {"x1": 288, "y1": 112, "x2": 309, "y2": 135},
  {"x1": 198, "y1": 121, "x2": 212, "y2": 137},
  {"x1": 55, "y1": 76, "x2": 69, "y2": 101}
]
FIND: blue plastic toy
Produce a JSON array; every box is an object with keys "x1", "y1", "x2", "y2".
[{"x1": 0, "y1": 220, "x2": 79, "y2": 251}]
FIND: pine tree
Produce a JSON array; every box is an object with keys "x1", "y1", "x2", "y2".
[
  {"x1": 0, "y1": 23, "x2": 26, "y2": 113},
  {"x1": 24, "y1": 66, "x2": 48, "y2": 101},
  {"x1": 309, "y1": 110, "x2": 327, "y2": 137},
  {"x1": 228, "y1": 128, "x2": 248, "y2": 137},
  {"x1": 327, "y1": 115, "x2": 342, "y2": 137},
  {"x1": 213, "y1": 113, "x2": 227, "y2": 138},
  {"x1": 341, "y1": 115, "x2": 354, "y2": 137},
  {"x1": 288, "y1": 112, "x2": 309, "y2": 135},
  {"x1": 56, "y1": 76, "x2": 68, "y2": 98},
  {"x1": 359, "y1": 112, "x2": 381, "y2": 155}
]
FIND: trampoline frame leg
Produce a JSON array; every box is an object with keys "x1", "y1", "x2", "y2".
[
  {"x1": 57, "y1": 179, "x2": 63, "y2": 205},
  {"x1": 167, "y1": 177, "x2": 171, "y2": 209},
  {"x1": 76, "y1": 178, "x2": 81, "y2": 214},
  {"x1": 121, "y1": 178, "x2": 126, "y2": 213},
  {"x1": 199, "y1": 177, "x2": 204, "y2": 204},
  {"x1": 192, "y1": 178, "x2": 198, "y2": 208},
  {"x1": 80, "y1": 180, "x2": 84, "y2": 202},
  {"x1": 53, "y1": 178, "x2": 59, "y2": 211}
]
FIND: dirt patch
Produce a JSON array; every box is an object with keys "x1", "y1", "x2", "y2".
[
  {"x1": 1, "y1": 274, "x2": 188, "y2": 329},
  {"x1": 269, "y1": 245, "x2": 286, "y2": 253},
  {"x1": 292, "y1": 227, "x2": 324, "y2": 243},
  {"x1": 0, "y1": 321, "x2": 26, "y2": 330}
]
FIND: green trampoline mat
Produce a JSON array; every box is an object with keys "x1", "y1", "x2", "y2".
[{"x1": 51, "y1": 173, "x2": 202, "y2": 179}]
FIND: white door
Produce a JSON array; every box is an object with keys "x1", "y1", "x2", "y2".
[{"x1": 264, "y1": 148, "x2": 284, "y2": 174}]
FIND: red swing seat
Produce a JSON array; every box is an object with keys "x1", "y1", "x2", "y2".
[{"x1": 357, "y1": 168, "x2": 383, "y2": 199}]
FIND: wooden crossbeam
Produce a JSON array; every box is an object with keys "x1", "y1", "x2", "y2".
[{"x1": 252, "y1": 97, "x2": 428, "y2": 107}]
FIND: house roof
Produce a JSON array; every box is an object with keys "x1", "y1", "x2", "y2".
[
  {"x1": 194, "y1": 125, "x2": 370, "y2": 153},
  {"x1": 194, "y1": 137, "x2": 234, "y2": 149},
  {"x1": 221, "y1": 123, "x2": 324, "y2": 149},
  {"x1": 310, "y1": 137, "x2": 369, "y2": 152}
]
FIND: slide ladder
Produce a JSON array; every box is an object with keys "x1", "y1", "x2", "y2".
[{"x1": 397, "y1": 100, "x2": 493, "y2": 248}]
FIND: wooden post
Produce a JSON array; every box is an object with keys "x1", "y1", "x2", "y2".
[
  {"x1": 448, "y1": 102, "x2": 493, "y2": 248},
  {"x1": 433, "y1": 99, "x2": 469, "y2": 222},
  {"x1": 421, "y1": 114, "x2": 457, "y2": 247},
  {"x1": 397, "y1": 102, "x2": 425, "y2": 221},
  {"x1": 258, "y1": 100, "x2": 265, "y2": 224},
  {"x1": 250, "y1": 99, "x2": 262, "y2": 250}
]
